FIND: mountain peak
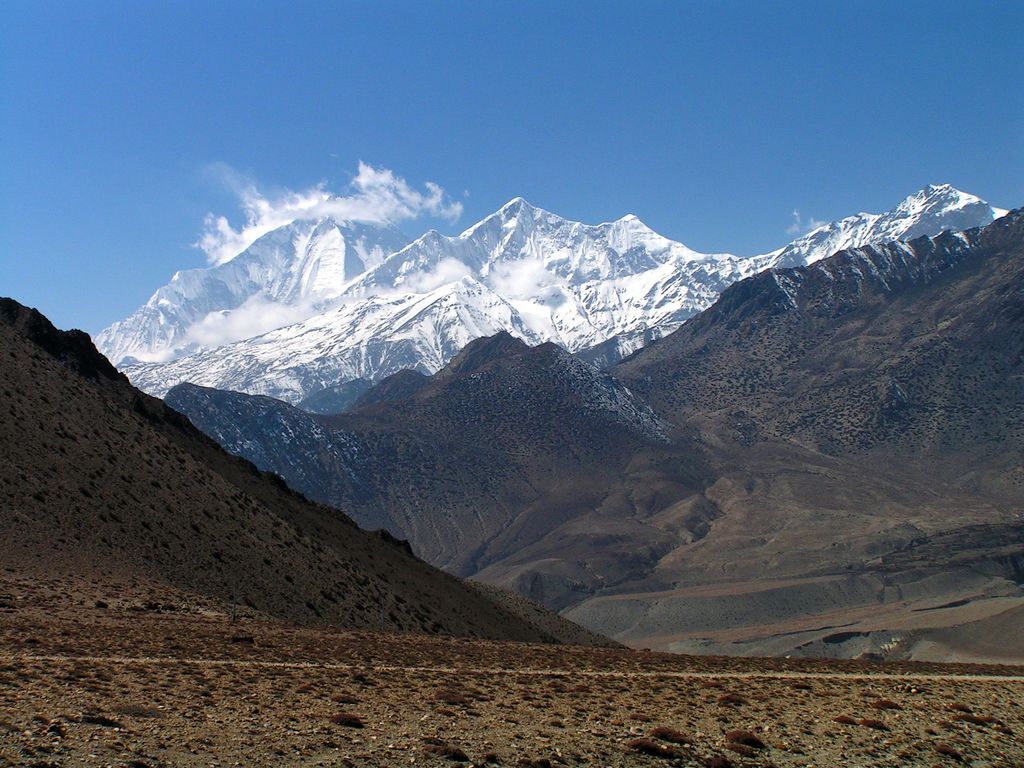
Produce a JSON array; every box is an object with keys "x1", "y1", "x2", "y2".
[
  {"x1": 611, "y1": 212, "x2": 660, "y2": 232},
  {"x1": 498, "y1": 197, "x2": 538, "y2": 216},
  {"x1": 899, "y1": 183, "x2": 985, "y2": 212},
  {"x1": 439, "y1": 331, "x2": 531, "y2": 378}
]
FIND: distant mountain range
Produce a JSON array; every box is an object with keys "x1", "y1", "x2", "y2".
[
  {"x1": 165, "y1": 210, "x2": 1024, "y2": 659},
  {"x1": 100, "y1": 184, "x2": 1006, "y2": 403}
]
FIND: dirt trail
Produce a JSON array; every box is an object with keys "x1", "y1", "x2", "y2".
[{"x1": 8, "y1": 652, "x2": 1024, "y2": 682}]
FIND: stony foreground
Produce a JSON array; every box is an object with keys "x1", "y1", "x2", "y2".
[{"x1": 1, "y1": 574, "x2": 1022, "y2": 768}]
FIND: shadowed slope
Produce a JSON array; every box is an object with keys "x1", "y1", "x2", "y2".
[
  {"x1": 168, "y1": 332, "x2": 674, "y2": 585},
  {"x1": 0, "y1": 298, "x2": 610, "y2": 644}
]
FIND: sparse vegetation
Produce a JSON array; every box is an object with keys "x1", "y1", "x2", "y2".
[
  {"x1": 328, "y1": 712, "x2": 363, "y2": 728},
  {"x1": 953, "y1": 712, "x2": 996, "y2": 726},
  {"x1": 724, "y1": 729, "x2": 764, "y2": 749},
  {"x1": 871, "y1": 698, "x2": 901, "y2": 710},
  {"x1": 423, "y1": 740, "x2": 469, "y2": 761},
  {"x1": 725, "y1": 741, "x2": 756, "y2": 757},
  {"x1": 79, "y1": 713, "x2": 122, "y2": 728},
  {"x1": 716, "y1": 692, "x2": 746, "y2": 706},
  {"x1": 627, "y1": 737, "x2": 686, "y2": 759},
  {"x1": 936, "y1": 742, "x2": 964, "y2": 761},
  {"x1": 649, "y1": 726, "x2": 690, "y2": 744}
]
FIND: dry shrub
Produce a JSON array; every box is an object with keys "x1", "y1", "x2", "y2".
[
  {"x1": 435, "y1": 688, "x2": 468, "y2": 705},
  {"x1": 947, "y1": 702, "x2": 972, "y2": 713},
  {"x1": 328, "y1": 712, "x2": 363, "y2": 728},
  {"x1": 832, "y1": 715, "x2": 857, "y2": 725},
  {"x1": 706, "y1": 758, "x2": 733, "y2": 768},
  {"x1": 717, "y1": 693, "x2": 746, "y2": 706},
  {"x1": 953, "y1": 713, "x2": 996, "y2": 726},
  {"x1": 627, "y1": 738, "x2": 685, "y2": 759},
  {"x1": 871, "y1": 698, "x2": 901, "y2": 710},
  {"x1": 858, "y1": 718, "x2": 887, "y2": 730},
  {"x1": 935, "y1": 743, "x2": 963, "y2": 761},
  {"x1": 424, "y1": 742, "x2": 469, "y2": 761},
  {"x1": 331, "y1": 694, "x2": 358, "y2": 704},
  {"x1": 649, "y1": 726, "x2": 690, "y2": 744},
  {"x1": 724, "y1": 730, "x2": 764, "y2": 749},
  {"x1": 350, "y1": 670, "x2": 374, "y2": 687},
  {"x1": 79, "y1": 713, "x2": 122, "y2": 728}
]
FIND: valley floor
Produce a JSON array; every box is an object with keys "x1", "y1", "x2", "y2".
[{"x1": 1, "y1": 573, "x2": 1022, "y2": 768}]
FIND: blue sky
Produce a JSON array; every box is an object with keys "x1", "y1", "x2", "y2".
[{"x1": 2, "y1": 0, "x2": 1021, "y2": 333}]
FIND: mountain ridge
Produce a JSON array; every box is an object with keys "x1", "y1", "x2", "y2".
[
  {"x1": 164, "y1": 210, "x2": 1024, "y2": 656},
  {"x1": 107, "y1": 184, "x2": 1005, "y2": 403}
]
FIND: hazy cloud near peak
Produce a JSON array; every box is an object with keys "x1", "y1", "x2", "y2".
[
  {"x1": 786, "y1": 208, "x2": 828, "y2": 236},
  {"x1": 487, "y1": 257, "x2": 561, "y2": 300},
  {"x1": 398, "y1": 258, "x2": 475, "y2": 294},
  {"x1": 181, "y1": 295, "x2": 321, "y2": 351},
  {"x1": 197, "y1": 162, "x2": 464, "y2": 265}
]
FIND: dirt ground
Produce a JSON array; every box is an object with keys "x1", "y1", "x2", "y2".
[{"x1": 1, "y1": 573, "x2": 1022, "y2": 768}]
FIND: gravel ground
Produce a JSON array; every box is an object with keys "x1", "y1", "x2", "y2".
[{"x1": 1, "y1": 574, "x2": 1022, "y2": 768}]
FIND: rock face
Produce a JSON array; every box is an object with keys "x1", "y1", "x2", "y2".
[
  {"x1": 166, "y1": 211, "x2": 1024, "y2": 655},
  {"x1": 0, "y1": 297, "x2": 610, "y2": 645},
  {"x1": 105, "y1": 185, "x2": 1005, "y2": 403}
]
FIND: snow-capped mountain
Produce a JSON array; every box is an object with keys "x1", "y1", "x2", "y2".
[
  {"x1": 111, "y1": 184, "x2": 1006, "y2": 403},
  {"x1": 761, "y1": 184, "x2": 1006, "y2": 270},
  {"x1": 95, "y1": 218, "x2": 409, "y2": 365}
]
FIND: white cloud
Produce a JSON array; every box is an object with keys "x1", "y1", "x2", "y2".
[
  {"x1": 786, "y1": 209, "x2": 828, "y2": 236},
  {"x1": 487, "y1": 257, "x2": 562, "y2": 300},
  {"x1": 180, "y1": 295, "x2": 320, "y2": 351},
  {"x1": 197, "y1": 162, "x2": 464, "y2": 266},
  {"x1": 397, "y1": 258, "x2": 475, "y2": 294}
]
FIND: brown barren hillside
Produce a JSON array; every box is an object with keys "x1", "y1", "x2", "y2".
[
  {"x1": 0, "y1": 297, "x2": 608, "y2": 645},
  {"x1": 617, "y1": 210, "x2": 1024, "y2": 483}
]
